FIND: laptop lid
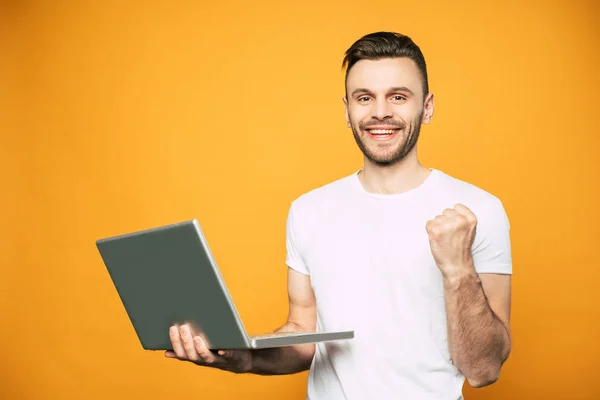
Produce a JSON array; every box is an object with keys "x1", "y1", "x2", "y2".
[{"x1": 96, "y1": 220, "x2": 251, "y2": 350}]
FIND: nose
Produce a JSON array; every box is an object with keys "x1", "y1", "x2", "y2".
[{"x1": 372, "y1": 98, "x2": 393, "y2": 120}]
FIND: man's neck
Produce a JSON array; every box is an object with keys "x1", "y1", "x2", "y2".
[{"x1": 357, "y1": 157, "x2": 431, "y2": 195}]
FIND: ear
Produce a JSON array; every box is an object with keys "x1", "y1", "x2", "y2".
[
  {"x1": 342, "y1": 96, "x2": 351, "y2": 128},
  {"x1": 422, "y1": 93, "x2": 434, "y2": 124}
]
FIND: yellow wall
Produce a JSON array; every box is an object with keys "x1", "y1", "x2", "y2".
[{"x1": 2, "y1": 0, "x2": 599, "y2": 398}]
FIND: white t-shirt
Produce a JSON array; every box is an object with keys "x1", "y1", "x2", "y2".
[{"x1": 285, "y1": 168, "x2": 512, "y2": 400}]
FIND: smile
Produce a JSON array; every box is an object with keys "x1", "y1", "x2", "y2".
[
  {"x1": 367, "y1": 129, "x2": 396, "y2": 135},
  {"x1": 364, "y1": 128, "x2": 402, "y2": 142}
]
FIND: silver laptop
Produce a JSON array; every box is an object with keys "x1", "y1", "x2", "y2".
[{"x1": 96, "y1": 219, "x2": 354, "y2": 350}]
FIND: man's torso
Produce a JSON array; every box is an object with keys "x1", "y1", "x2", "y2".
[{"x1": 286, "y1": 169, "x2": 508, "y2": 399}]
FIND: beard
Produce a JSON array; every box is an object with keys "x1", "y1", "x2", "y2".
[{"x1": 350, "y1": 110, "x2": 424, "y2": 166}]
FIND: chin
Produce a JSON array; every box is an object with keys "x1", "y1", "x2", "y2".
[
  {"x1": 365, "y1": 154, "x2": 401, "y2": 166},
  {"x1": 372, "y1": 158, "x2": 402, "y2": 166},
  {"x1": 369, "y1": 147, "x2": 403, "y2": 160},
  {"x1": 365, "y1": 145, "x2": 412, "y2": 165}
]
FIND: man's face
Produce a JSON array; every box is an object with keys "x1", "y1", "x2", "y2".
[{"x1": 343, "y1": 57, "x2": 433, "y2": 166}]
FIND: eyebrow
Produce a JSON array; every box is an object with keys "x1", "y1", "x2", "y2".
[
  {"x1": 390, "y1": 86, "x2": 414, "y2": 95},
  {"x1": 351, "y1": 86, "x2": 414, "y2": 97}
]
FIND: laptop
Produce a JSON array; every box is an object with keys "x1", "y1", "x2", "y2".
[{"x1": 96, "y1": 219, "x2": 354, "y2": 350}]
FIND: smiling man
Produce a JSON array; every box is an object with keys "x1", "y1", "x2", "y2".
[{"x1": 166, "y1": 32, "x2": 513, "y2": 400}]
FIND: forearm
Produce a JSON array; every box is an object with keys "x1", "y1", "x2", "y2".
[
  {"x1": 248, "y1": 323, "x2": 315, "y2": 375},
  {"x1": 443, "y1": 268, "x2": 511, "y2": 387}
]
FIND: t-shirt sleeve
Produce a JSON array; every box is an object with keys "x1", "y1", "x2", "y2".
[
  {"x1": 471, "y1": 197, "x2": 513, "y2": 275},
  {"x1": 285, "y1": 202, "x2": 310, "y2": 275}
]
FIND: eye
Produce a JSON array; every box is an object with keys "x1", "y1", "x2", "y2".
[
  {"x1": 357, "y1": 96, "x2": 371, "y2": 103},
  {"x1": 392, "y1": 95, "x2": 406, "y2": 101}
]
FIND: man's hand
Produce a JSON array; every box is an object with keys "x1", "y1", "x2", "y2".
[
  {"x1": 425, "y1": 203, "x2": 478, "y2": 276},
  {"x1": 163, "y1": 268, "x2": 317, "y2": 376},
  {"x1": 165, "y1": 324, "x2": 252, "y2": 374}
]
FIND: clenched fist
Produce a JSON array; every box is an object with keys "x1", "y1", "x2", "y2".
[{"x1": 425, "y1": 203, "x2": 478, "y2": 276}]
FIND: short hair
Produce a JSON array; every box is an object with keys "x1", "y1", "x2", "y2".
[{"x1": 342, "y1": 32, "x2": 429, "y2": 97}]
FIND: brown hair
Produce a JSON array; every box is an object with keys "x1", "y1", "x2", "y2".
[{"x1": 342, "y1": 32, "x2": 429, "y2": 97}]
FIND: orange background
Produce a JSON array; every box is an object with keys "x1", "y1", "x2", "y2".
[{"x1": 2, "y1": 0, "x2": 599, "y2": 399}]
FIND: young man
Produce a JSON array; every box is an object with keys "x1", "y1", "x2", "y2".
[{"x1": 166, "y1": 32, "x2": 513, "y2": 399}]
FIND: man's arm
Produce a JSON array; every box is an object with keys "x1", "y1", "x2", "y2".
[
  {"x1": 443, "y1": 270, "x2": 511, "y2": 387},
  {"x1": 426, "y1": 202, "x2": 512, "y2": 388},
  {"x1": 248, "y1": 267, "x2": 317, "y2": 374}
]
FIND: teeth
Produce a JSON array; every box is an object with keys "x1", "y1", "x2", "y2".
[{"x1": 369, "y1": 129, "x2": 395, "y2": 134}]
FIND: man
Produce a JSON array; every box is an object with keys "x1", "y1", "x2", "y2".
[{"x1": 165, "y1": 32, "x2": 512, "y2": 399}]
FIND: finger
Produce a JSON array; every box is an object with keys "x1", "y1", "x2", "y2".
[
  {"x1": 179, "y1": 325, "x2": 200, "y2": 362},
  {"x1": 169, "y1": 325, "x2": 187, "y2": 359},
  {"x1": 165, "y1": 351, "x2": 177, "y2": 358},
  {"x1": 454, "y1": 203, "x2": 475, "y2": 219},
  {"x1": 193, "y1": 335, "x2": 217, "y2": 364},
  {"x1": 426, "y1": 219, "x2": 442, "y2": 237},
  {"x1": 442, "y1": 208, "x2": 458, "y2": 218},
  {"x1": 425, "y1": 220, "x2": 434, "y2": 235},
  {"x1": 442, "y1": 208, "x2": 465, "y2": 227},
  {"x1": 455, "y1": 204, "x2": 478, "y2": 227},
  {"x1": 218, "y1": 349, "x2": 234, "y2": 358}
]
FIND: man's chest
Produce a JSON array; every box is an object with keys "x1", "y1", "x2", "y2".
[{"x1": 301, "y1": 207, "x2": 446, "y2": 330}]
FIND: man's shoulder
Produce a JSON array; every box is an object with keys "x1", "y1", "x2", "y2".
[
  {"x1": 290, "y1": 172, "x2": 357, "y2": 213},
  {"x1": 434, "y1": 169, "x2": 507, "y2": 217}
]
